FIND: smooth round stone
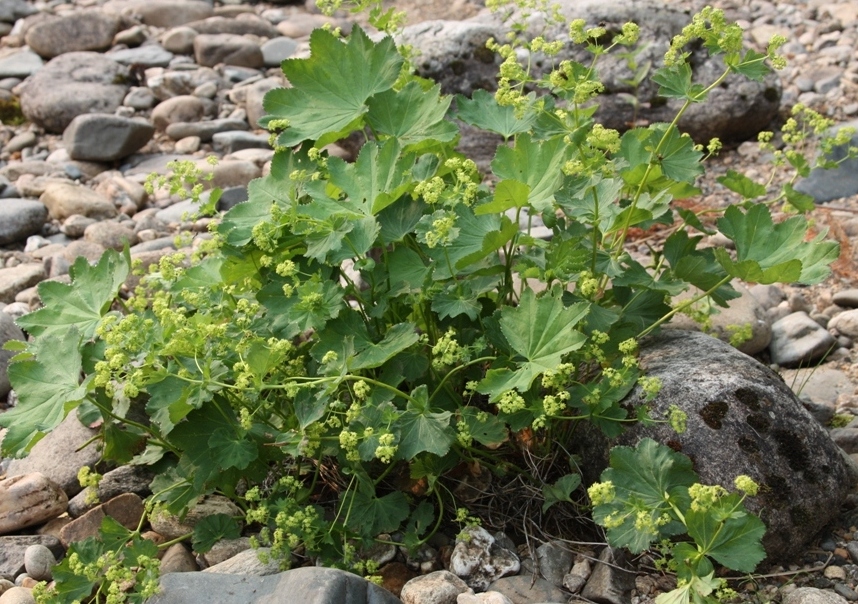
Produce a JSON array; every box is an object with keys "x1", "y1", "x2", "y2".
[
  {"x1": 260, "y1": 36, "x2": 298, "y2": 67},
  {"x1": 124, "y1": 87, "x2": 157, "y2": 110},
  {"x1": 833, "y1": 289, "x2": 858, "y2": 308},
  {"x1": 161, "y1": 27, "x2": 198, "y2": 55},
  {"x1": 107, "y1": 44, "x2": 174, "y2": 68},
  {"x1": 0, "y1": 199, "x2": 48, "y2": 246},
  {"x1": 0, "y1": 586, "x2": 36, "y2": 604},
  {"x1": 23, "y1": 544, "x2": 56, "y2": 582}
]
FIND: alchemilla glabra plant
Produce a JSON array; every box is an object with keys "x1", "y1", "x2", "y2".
[{"x1": 2, "y1": 0, "x2": 854, "y2": 602}]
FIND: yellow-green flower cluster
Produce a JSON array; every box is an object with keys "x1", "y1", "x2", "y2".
[
  {"x1": 432, "y1": 328, "x2": 470, "y2": 370},
  {"x1": 667, "y1": 403, "x2": 686, "y2": 433},
  {"x1": 664, "y1": 7, "x2": 742, "y2": 67},
  {"x1": 734, "y1": 475, "x2": 759, "y2": 496},
  {"x1": 497, "y1": 390, "x2": 527, "y2": 414},
  {"x1": 688, "y1": 483, "x2": 727, "y2": 512},
  {"x1": 587, "y1": 480, "x2": 615, "y2": 505},
  {"x1": 374, "y1": 432, "x2": 397, "y2": 463}
]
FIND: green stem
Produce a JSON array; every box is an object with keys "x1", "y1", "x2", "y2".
[
  {"x1": 429, "y1": 356, "x2": 495, "y2": 403},
  {"x1": 637, "y1": 275, "x2": 732, "y2": 340}
]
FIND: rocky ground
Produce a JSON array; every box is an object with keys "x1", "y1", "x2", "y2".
[{"x1": 3, "y1": 0, "x2": 858, "y2": 602}]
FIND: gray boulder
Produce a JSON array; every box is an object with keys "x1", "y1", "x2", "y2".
[
  {"x1": 795, "y1": 119, "x2": 858, "y2": 203},
  {"x1": 579, "y1": 330, "x2": 855, "y2": 562},
  {"x1": 25, "y1": 12, "x2": 121, "y2": 59},
  {"x1": 0, "y1": 311, "x2": 25, "y2": 399},
  {"x1": 17, "y1": 52, "x2": 129, "y2": 133},
  {"x1": 63, "y1": 114, "x2": 155, "y2": 162},
  {"x1": 0, "y1": 199, "x2": 48, "y2": 246},
  {"x1": 407, "y1": 0, "x2": 780, "y2": 144},
  {"x1": 145, "y1": 567, "x2": 402, "y2": 604}
]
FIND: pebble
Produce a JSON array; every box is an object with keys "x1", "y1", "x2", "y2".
[{"x1": 22, "y1": 545, "x2": 56, "y2": 582}]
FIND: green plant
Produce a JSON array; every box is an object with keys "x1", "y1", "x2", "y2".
[
  {"x1": 0, "y1": 0, "x2": 850, "y2": 600},
  {"x1": 589, "y1": 439, "x2": 765, "y2": 604}
]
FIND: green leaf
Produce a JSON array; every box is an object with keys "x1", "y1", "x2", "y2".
[
  {"x1": 209, "y1": 427, "x2": 259, "y2": 471},
  {"x1": 261, "y1": 27, "x2": 403, "y2": 146},
  {"x1": 656, "y1": 124, "x2": 705, "y2": 184},
  {"x1": 192, "y1": 513, "x2": 242, "y2": 553},
  {"x1": 460, "y1": 407, "x2": 508, "y2": 448},
  {"x1": 592, "y1": 438, "x2": 698, "y2": 553},
  {"x1": 475, "y1": 179, "x2": 531, "y2": 215},
  {"x1": 455, "y1": 90, "x2": 538, "y2": 139},
  {"x1": 478, "y1": 288, "x2": 588, "y2": 400},
  {"x1": 556, "y1": 175, "x2": 623, "y2": 236},
  {"x1": 542, "y1": 473, "x2": 582, "y2": 513},
  {"x1": 397, "y1": 386, "x2": 456, "y2": 459},
  {"x1": 432, "y1": 283, "x2": 482, "y2": 320},
  {"x1": 328, "y1": 140, "x2": 415, "y2": 215},
  {"x1": 2, "y1": 326, "x2": 89, "y2": 456},
  {"x1": 491, "y1": 133, "x2": 570, "y2": 211},
  {"x1": 730, "y1": 48, "x2": 770, "y2": 81},
  {"x1": 351, "y1": 322, "x2": 419, "y2": 370},
  {"x1": 715, "y1": 204, "x2": 839, "y2": 284},
  {"x1": 652, "y1": 63, "x2": 706, "y2": 101},
  {"x1": 367, "y1": 81, "x2": 458, "y2": 148},
  {"x1": 386, "y1": 247, "x2": 429, "y2": 295},
  {"x1": 17, "y1": 250, "x2": 129, "y2": 339},
  {"x1": 686, "y1": 494, "x2": 766, "y2": 572},
  {"x1": 146, "y1": 374, "x2": 205, "y2": 435},
  {"x1": 784, "y1": 183, "x2": 815, "y2": 212},
  {"x1": 259, "y1": 278, "x2": 343, "y2": 339},
  {"x1": 717, "y1": 169, "x2": 766, "y2": 200},
  {"x1": 344, "y1": 483, "x2": 410, "y2": 537}
]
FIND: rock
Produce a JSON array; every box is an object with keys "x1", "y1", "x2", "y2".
[
  {"x1": 151, "y1": 95, "x2": 207, "y2": 131},
  {"x1": 449, "y1": 527, "x2": 520, "y2": 591},
  {"x1": 668, "y1": 283, "x2": 772, "y2": 355},
  {"x1": 184, "y1": 15, "x2": 279, "y2": 38},
  {"x1": 581, "y1": 330, "x2": 854, "y2": 562},
  {"x1": 261, "y1": 37, "x2": 299, "y2": 67},
  {"x1": 833, "y1": 289, "x2": 858, "y2": 308},
  {"x1": 0, "y1": 264, "x2": 46, "y2": 305},
  {"x1": 0, "y1": 536, "x2": 63, "y2": 579},
  {"x1": 112, "y1": 0, "x2": 214, "y2": 28},
  {"x1": 0, "y1": 0, "x2": 36, "y2": 22},
  {"x1": 165, "y1": 118, "x2": 248, "y2": 142},
  {"x1": 161, "y1": 27, "x2": 199, "y2": 54},
  {"x1": 25, "y1": 12, "x2": 121, "y2": 59},
  {"x1": 40, "y1": 182, "x2": 117, "y2": 222},
  {"x1": 0, "y1": 474, "x2": 68, "y2": 535},
  {"x1": 0, "y1": 587, "x2": 35, "y2": 604},
  {"x1": 5, "y1": 413, "x2": 101, "y2": 497},
  {"x1": 0, "y1": 200, "x2": 47, "y2": 246},
  {"x1": 23, "y1": 544, "x2": 56, "y2": 581},
  {"x1": 202, "y1": 548, "x2": 281, "y2": 576},
  {"x1": 17, "y1": 52, "x2": 129, "y2": 134},
  {"x1": 83, "y1": 221, "x2": 139, "y2": 250},
  {"x1": 769, "y1": 311, "x2": 838, "y2": 367},
  {"x1": 795, "y1": 120, "x2": 858, "y2": 203},
  {"x1": 212, "y1": 131, "x2": 271, "y2": 153},
  {"x1": 457, "y1": 593, "x2": 513, "y2": 604},
  {"x1": 198, "y1": 537, "x2": 253, "y2": 568},
  {"x1": 5, "y1": 131, "x2": 37, "y2": 154},
  {"x1": 581, "y1": 547, "x2": 636, "y2": 604},
  {"x1": 535, "y1": 541, "x2": 573, "y2": 588},
  {"x1": 147, "y1": 567, "x2": 403, "y2": 604},
  {"x1": 485, "y1": 575, "x2": 569, "y2": 604},
  {"x1": 563, "y1": 556, "x2": 592, "y2": 594},
  {"x1": 830, "y1": 310, "x2": 858, "y2": 338},
  {"x1": 63, "y1": 114, "x2": 155, "y2": 162},
  {"x1": 379, "y1": 562, "x2": 416, "y2": 598},
  {"x1": 159, "y1": 544, "x2": 199, "y2": 574},
  {"x1": 193, "y1": 33, "x2": 264, "y2": 68},
  {"x1": 107, "y1": 45, "x2": 174, "y2": 68},
  {"x1": 150, "y1": 494, "x2": 242, "y2": 540},
  {"x1": 784, "y1": 587, "x2": 849, "y2": 604},
  {"x1": 59, "y1": 493, "x2": 145, "y2": 547},
  {"x1": 67, "y1": 465, "x2": 154, "y2": 518},
  {"x1": 241, "y1": 76, "x2": 282, "y2": 128},
  {"x1": 0, "y1": 310, "x2": 24, "y2": 399},
  {"x1": 401, "y1": 571, "x2": 471, "y2": 604},
  {"x1": 0, "y1": 49, "x2": 43, "y2": 79}
]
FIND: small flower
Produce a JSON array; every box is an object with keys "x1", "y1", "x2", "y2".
[
  {"x1": 734, "y1": 475, "x2": 759, "y2": 496},
  {"x1": 588, "y1": 480, "x2": 616, "y2": 506}
]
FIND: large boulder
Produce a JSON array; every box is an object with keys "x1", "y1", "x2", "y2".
[
  {"x1": 579, "y1": 330, "x2": 855, "y2": 563},
  {"x1": 404, "y1": 0, "x2": 781, "y2": 144},
  {"x1": 17, "y1": 52, "x2": 129, "y2": 133}
]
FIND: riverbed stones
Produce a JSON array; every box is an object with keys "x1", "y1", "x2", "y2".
[
  {"x1": 582, "y1": 330, "x2": 855, "y2": 562},
  {"x1": 193, "y1": 33, "x2": 264, "y2": 68},
  {"x1": 110, "y1": 0, "x2": 214, "y2": 28},
  {"x1": 16, "y1": 52, "x2": 129, "y2": 133},
  {"x1": 63, "y1": 114, "x2": 155, "y2": 162},
  {"x1": 25, "y1": 12, "x2": 122, "y2": 59},
  {"x1": 0, "y1": 264, "x2": 46, "y2": 305},
  {"x1": 0, "y1": 49, "x2": 42, "y2": 79},
  {"x1": 769, "y1": 311, "x2": 838, "y2": 367},
  {"x1": 59, "y1": 493, "x2": 145, "y2": 547},
  {"x1": 0, "y1": 536, "x2": 63, "y2": 579},
  {"x1": 0, "y1": 200, "x2": 47, "y2": 246},
  {"x1": 39, "y1": 182, "x2": 117, "y2": 221},
  {"x1": 449, "y1": 527, "x2": 520, "y2": 591},
  {"x1": 400, "y1": 571, "x2": 471, "y2": 604},
  {"x1": 0, "y1": 311, "x2": 24, "y2": 399},
  {"x1": 151, "y1": 95, "x2": 207, "y2": 130},
  {"x1": 0, "y1": 474, "x2": 67, "y2": 535}
]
